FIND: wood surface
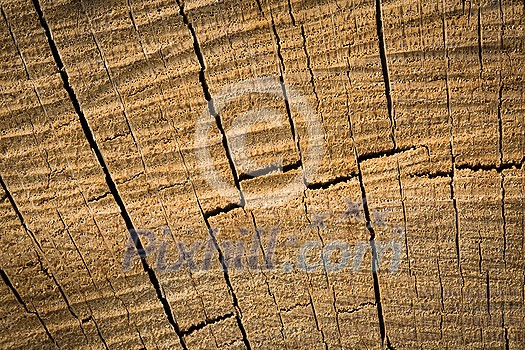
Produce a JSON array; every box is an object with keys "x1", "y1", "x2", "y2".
[{"x1": 0, "y1": 0, "x2": 523, "y2": 348}]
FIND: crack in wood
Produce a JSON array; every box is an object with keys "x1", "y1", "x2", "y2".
[
  {"x1": 0, "y1": 175, "x2": 42, "y2": 250},
  {"x1": 300, "y1": 25, "x2": 323, "y2": 124},
  {"x1": 300, "y1": 196, "x2": 340, "y2": 348},
  {"x1": 164, "y1": 100, "x2": 252, "y2": 348},
  {"x1": 375, "y1": 0, "x2": 396, "y2": 149},
  {"x1": 180, "y1": 312, "x2": 234, "y2": 336},
  {"x1": 248, "y1": 212, "x2": 288, "y2": 347},
  {"x1": 263, "y1": 4, "x2": 308, "y2": 186},
  {"x1": 176, "y1": 0, "x2": 245, "y2": 207},
  {"x1": 205, "y1": 227, "x2": 253, "y2": 349},
  {"x1": 238, "y1": 160, "x2": 302, "y2": 182},
  {"x1": 440, "y1": 0, "x2": 463, "y2": 292},
  {"x1": 80, "y1": 0, "x2": 148, "y2": 173},
  {"x1": 343, "y1": 60, "x2": 390, "y2": 346},
  {"x1": 0, "y1": 268, "x2": 60, "y2": 348},
  {"x1": 57, "y1": 210, "x2": 98, "y2": 291}
]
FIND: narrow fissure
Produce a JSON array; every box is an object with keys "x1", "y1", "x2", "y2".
[
  {"x1": 357, "y1": 146, "x2": 420, "y2": 163},
  {"x1": 0, "y1": 268, "x2": 59, "y2": 348},
  {"x1": 204, "y1": 203, "x2": 244, "y2": 220},
  {"x1": 307, "y1": 291, "x2": 329, "y2": 350},
  {"x1": 375, "y1": 0, "x2": 396, "y2": 149},
  {"x1": 497, "y1": 78, "x2": 504, "y2": 167},
  {"x1": 307, "y1": 174, "x2": 357, "y2": 191},
  {"x1": 456, "y1": 158, "x2": 525, "y2": 173},
  {"x1": 477, "y1": 6, "x2": 483, "y2": 79},
  {"x1": 90, "y1": 315, "x2": 110, "y2": 350},
  {"x1": 80, "y1": 0, "x2": 148, "y2": 172},
  {"x1": 163, "y1": 107, "x2": 253, "y2": 349},
  {"x1": 205, "y1": 227, "x2": 253, "y2": 349},
  {"x1": 238, "y1": 160, "x2": 302, "y2": 182},
  {"x1": 264, "y1": 5, "x2": 307, "y2": 185},
  {"x1": 355, "y1": 159, "x2": 387, "y2": 345},
  {"x1": 180, "y1": 312, "x2": 234, "y2": 336},
  {"x1": 300, "y1": 25, "x2": 323, "y2": 123},
  {"x1": 436, "y1": 259, "x2": 445, "y2": 330},
  {"x1": 286, "y1": 0, "x2": 296, "y2": 26},
  {"x1": 57, "y1": 211, "x2": 98, "y2": 291},
  {"x1": 440, "y1": 0, "x2": 462, "y2": 272},
  {"x1": 175, "y1": 0, "x2": 245, "y2": 206},
  {"x1": 486, "y1": 272, "x2": 491, "y2": 319},
  {"x1": 32, "y1": 250, "x2": 88, "y2": 340},
  {"x1": 176, "y1": 137, "x2": 252, "y2": 349},
  {"x1": 395, "y1": 161, "x2": 411, "y2": 276},
  {"x1": 344, "y1": 65, "x2": 388, "y2": 346},
  {"x1": 301, "y1": 195, "x2": 340, "y2": 347},
  {"x1": 0, "y1": 175, "x2": 42, "y2": 250},
  {"x1": 500, "y1": 173, "x2": 507, "y2": 268},
  {"x1": 247, "y1": 213, "x2": 289, "y2": 347}
]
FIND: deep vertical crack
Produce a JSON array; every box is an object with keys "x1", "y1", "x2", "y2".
[
  {"x1": 485, "y1": 272, "x2": 491, "y2": 320},
  {"x1": 497, "y1": 80, "x2": 504, "y2": 166},
  {"x1": 175, "y1": 0, "x2": 245, "y2": 206},
  {"x1": 344, "y1": 64, "x2": 387, "y2": 346},
  {"x1": 172, "y1": 5, "x2": 252, "y2": 346},
  {"x1": 89, "y1": 315, "x2": 110, "y2": 350},
  {"x1": 268, "y1": 9, "x2": 307, "y2": 184},
  {"x1": 497, "y1": 0, "x2": 505, "y2": 166},
  {"x1": 440, "y1": 0, "x2": 461, "y2": 269},
  {"x1": 248, "y1": 212, "x2": 289, "y2": 347},
  {"x1": 375, "y1": 0, "x2": 396, "y2": 149},
  {"x1": 286, "y1": 0, "x2": 296, "y2": 26},
  {"x1": 395, "y1": 161, "x2": 411, "y2": 275},
  {"x1": 300, "y1": 194, "x2": 343, "y2": 348},
  {"x1": 441, "y1": 0, "x2": 466, "y2": 322},
  {"x1": 355, "y1": 158, "x2": 387, "y2": 345},
  {"x1": 204, "y1": 226, "x2": 253, "y2": 349},
  {"x1": 307, "y1": 291, "x2": 329, "y2": 350},
  {"x1": 197, "y1": 207, "x2": 252, "y2": 348},
  {"x1": 29, "y1": 1, "x2": 186, "y2": 347},
  {"x1": 159, "y1": 107, "x2": 252, "y2": 349},
  {"x1": 436, "y1": 258, "x2": 444, "y2": 340},
  {"x1": 202, "y1": 214, "x2": 254, "y2": 347},
  {"x1": 500, "y1": 173, "x2": 507, "y2": 268}
]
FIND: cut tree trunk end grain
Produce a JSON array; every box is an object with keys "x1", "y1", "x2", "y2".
[{"x1": 0, "y1": 0, "x2": 523, "y2": 349}]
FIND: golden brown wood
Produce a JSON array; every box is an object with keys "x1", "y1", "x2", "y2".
[{"x1": 0, "y1": 0, "x2": 523, "y2": 348}]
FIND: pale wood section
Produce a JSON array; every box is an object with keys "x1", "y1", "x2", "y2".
[{"x1": 443, "y1": 0, "x2": 524, "y2": 167}]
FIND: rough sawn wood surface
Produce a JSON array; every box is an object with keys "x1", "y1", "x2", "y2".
[{"x1": 0, "y1": 0, "x2": 523, "y2": 348}]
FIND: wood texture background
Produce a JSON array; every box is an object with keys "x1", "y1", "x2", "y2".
[{"x1": 0, "y1": 0, "x2": 523, "y2": 348}]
